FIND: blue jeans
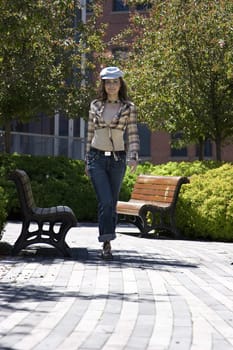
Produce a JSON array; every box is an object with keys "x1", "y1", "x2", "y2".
[{"x1": 87, "y1": 148, "x2": 126, "y2": 242}]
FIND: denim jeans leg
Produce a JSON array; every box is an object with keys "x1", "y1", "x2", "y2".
[
  {"x1": 88, "y1": 153, "x2": 126, "y2": 242},
  {"x1": 108, "y1": 155, "x2": 126, "y2": 233}
]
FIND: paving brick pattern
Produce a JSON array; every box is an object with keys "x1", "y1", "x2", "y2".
[{"x1": 0, "y1": 222, "x2": 233, "y2": 350}]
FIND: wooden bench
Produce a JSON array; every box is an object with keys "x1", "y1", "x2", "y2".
[
  {"x1": 9, "y1": 169, "x2": 77, "y2": 257},
  {"x1": 117, "y1": 174, "x2": 189, "y2": 238}
]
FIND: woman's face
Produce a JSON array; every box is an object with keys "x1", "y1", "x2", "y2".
[{"x1": 104, "y1": 78, "x2": 121, "y2": 97}]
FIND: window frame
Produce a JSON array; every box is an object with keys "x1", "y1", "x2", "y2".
[{"x1": 112, "y1": 0, "x2": 129, "y2": 12}]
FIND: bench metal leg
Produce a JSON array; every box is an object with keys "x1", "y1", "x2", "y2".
[
  {"x1": 12, "y1": 219, "x2": 73, "y2": 257},
  {"x1": 118, "y1": 208, "x2": 181, "y2": 239}
]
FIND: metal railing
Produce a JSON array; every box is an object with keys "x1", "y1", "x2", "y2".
[{"x1": 0, "y1": 131, "x2": 85, "y2": 160}]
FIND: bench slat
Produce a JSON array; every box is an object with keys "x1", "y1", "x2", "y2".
[
  {"x1": 135, "y1": 176, "x2": 182, "y2": 185},
  {"x1": 131, "y1": 194, "x2": 174, "y2": 203},
  {"x1": 117, "y1": 200, "x2": 170, "y2": 215},
  {"x1": 133, "y1": 183, "x2": 177, "y2": 190},
  {"x1": 132, "y1": 182, "x2": 177, "y2": 203}
]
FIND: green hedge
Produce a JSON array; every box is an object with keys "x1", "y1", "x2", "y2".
[
  {"x1": 176, "y1": 163, "x2": 233, "y2": 241},
  {"x1": 0, "y1": 154, "x2": 232, "y2": 242}
]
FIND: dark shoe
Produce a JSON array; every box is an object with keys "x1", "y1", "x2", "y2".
[{"x1": 101, "y1": 241, "x2": 113, "y2": 260}]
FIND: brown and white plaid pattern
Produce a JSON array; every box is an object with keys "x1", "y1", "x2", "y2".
[{"x1": 86, "y1": 99, "x2": 140, "y2": 159}]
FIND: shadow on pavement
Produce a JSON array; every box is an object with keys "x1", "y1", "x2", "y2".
[{"x1": 0, "y1": 246, "x2": 198, "y2": 269}]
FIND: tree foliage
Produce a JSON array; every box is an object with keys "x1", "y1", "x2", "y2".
[
  {"x1": 0, "y1": 0, "x2": 106, "y2": 152},
  {"x1": 118, "y1": 0, "x2": 233, "y2": 160}
]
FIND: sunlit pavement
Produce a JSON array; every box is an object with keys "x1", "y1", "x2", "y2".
[{"x1": 0, "y1": 221, "x2": 233, "y2": 350}]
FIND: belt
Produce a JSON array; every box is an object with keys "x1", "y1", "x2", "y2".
[{"x1": 90, "y1": 148, "x2": 126, "y2": 157}]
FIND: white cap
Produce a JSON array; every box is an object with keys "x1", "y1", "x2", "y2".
[{"x1": 100, "y1": 66, "x2": 124, "y2": 79}]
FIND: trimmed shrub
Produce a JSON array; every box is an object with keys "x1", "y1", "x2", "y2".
[
  {"x1": 176, "y1": 163, "x2": 233, "y2": 241},
  {"x1": 144, "y1": 160, "x2": 223, "y2": 177}
]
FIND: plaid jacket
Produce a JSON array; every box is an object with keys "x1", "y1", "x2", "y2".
[{"x1": 86, "y1": 99, "x2": 140, "y2": 159}]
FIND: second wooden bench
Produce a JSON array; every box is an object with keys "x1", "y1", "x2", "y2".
[{"x1": 117, "y1": 174, "x2": 189, "y2": 238}]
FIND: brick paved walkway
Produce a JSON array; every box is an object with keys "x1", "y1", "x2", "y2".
[{"x1": 0, "y1": 221, "x2": 233, "y2": 350}]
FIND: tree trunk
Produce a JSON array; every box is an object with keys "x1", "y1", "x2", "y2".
[
  {"x1": 215, "y1": 137, "x2": 222, "y2": 161},
  {"x1": 198, "y1": 138, "x2": 204, "y2": 161},
  {"x1": 4, "y1": 119, "x2": 11, "y2": 153}
]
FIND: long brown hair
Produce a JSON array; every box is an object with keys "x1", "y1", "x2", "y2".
[{"x1": 97, "y1": 77, "x2": 128, "y2": 102}]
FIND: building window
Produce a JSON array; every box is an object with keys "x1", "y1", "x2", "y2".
[
  {"x1": 196, "y1": 139, "x2": 212, "y2": 158},
  {"x1": 136, "y1": 2, "x2": 152, "y2": 11},
  {"x1": 113, "y1": 0, "x2": 129, "y2": 12},
  {"x1": 171, "y1": 146, "x2": 187, "y2": 157},
  {"x1": 12, "y1": 114, "x2": 54, "y2": 135},
  {"x1": 170, "y1": 132, "x2": 187, "y2": 157},
  {"x1": 138, "y1": 123, "x2": 150, "y2": 157},
  {"x1": 86, "y1": 0, "x2": 93, "y2": 13}
]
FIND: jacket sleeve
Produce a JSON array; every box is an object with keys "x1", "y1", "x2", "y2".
[
  {"x1": 86, "y1": 102, "x2": 95, "y2": 154},
  {"x1": 127, "y1": 103, "x2": 140, "y2": 160}
]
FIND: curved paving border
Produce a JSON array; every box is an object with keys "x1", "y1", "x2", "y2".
[{"x1": 0, "y1": 222, "x2": 233, "y2": 350}]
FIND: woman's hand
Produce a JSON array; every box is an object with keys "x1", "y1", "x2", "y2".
[
  {"x1": 85, "y1": 165, "x2": 89, "y2": 177},
  {"x1": 128, "y1": 159, "x2": 138, "y2": 173}
]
